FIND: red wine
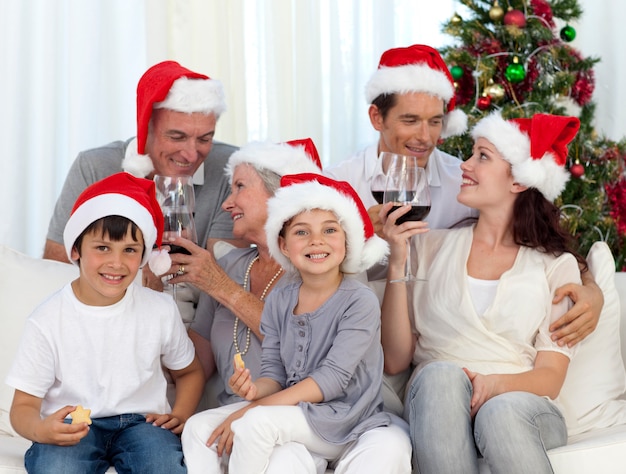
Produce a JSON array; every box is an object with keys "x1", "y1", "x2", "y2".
[
  {"x1": 167, "y1": 244, "x2": 192, "y2": 255},
  {"x1": 390, "y1": 205, "x2": 431, "y2": 224},
  {"x1": 371, "y1": 190, "x2": 385, "y2": 204}
]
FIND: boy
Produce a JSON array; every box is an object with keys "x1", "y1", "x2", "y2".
[{"x1": 6, "y1": 172, "x2": 204, "y2": 473}]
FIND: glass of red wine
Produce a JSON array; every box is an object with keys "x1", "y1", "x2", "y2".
[
  {"x1": 371, "y1": 152, "x2": 397, "y2": 204},
  {"x1": 383, "y1": 155, "x2": 430, "y2": 282},
  {"x1": 153, "y1": 175, "x2": 198, "y2": 300}
]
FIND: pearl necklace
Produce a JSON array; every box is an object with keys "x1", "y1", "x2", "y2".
[{"x1": 233, "y1": 256, "x2": 283, "y2": 356}]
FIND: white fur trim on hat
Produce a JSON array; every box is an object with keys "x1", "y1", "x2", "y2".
[
  {"x1": 471, "y1": 113, "x2": 569, "y2": 201},
  {"x1": 441, "y1": 108, "x2": 468, "y2": 139},
  {"x1": 265, "y1": 181, "x2": 389, "y2": 274},
  {"x1": 155, "y1": 76, "x2": 227, "y2": 117},
  {"x1": 365, "y1": 63, "x2": 455, "y2": 104},
  {"x1": 225, "y1": 141, "x2": 322, "y2": 182},
  {"x1": 63, "y1": 193, "x2": 158, "y2": 268}
]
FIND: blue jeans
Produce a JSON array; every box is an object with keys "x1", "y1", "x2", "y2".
[
  {"x1": 24, "y1": 414, "x2": 186, "y2": 474},
  {"x1": 405, "y1": 361, "x2": 567, "y2": 474}
]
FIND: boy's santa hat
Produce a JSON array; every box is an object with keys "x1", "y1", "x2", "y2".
[
  {"x1": 365, "y1": 44, "x2": 467, "y2": 138},
  {"x1": 471, "y1": 113, "x2": 580, "y2": 201},
  {"x1": 122, "y1": 60, "x2": 226, "y2": 178},
  {"x1": 63, "y1": 172, "x2": 172, "y2": 275},
  {"x1": 225, "y1": 137, "x2": 323, "y2": 181},
  {"x1": 265, "y1": 173, "x2": 389, "y2": 274}
]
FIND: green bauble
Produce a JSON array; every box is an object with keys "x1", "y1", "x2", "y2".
[
  {"x1": 560, "y1": 25, "x2": 576, "y2": 42},
  {"x1": 450, "y1": 65, "x2": 464, "y2": 80},
  {"x1": 505, "y1": 63, "x2": 526, "y2": 83}
]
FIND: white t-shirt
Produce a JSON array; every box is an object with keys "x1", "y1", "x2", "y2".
[
  {"x1": 6, "y1": 283, "x2": 195, "y2": 419},
  {"x1": 324, "y1": 143, "x2": 478, "y2": 230}
]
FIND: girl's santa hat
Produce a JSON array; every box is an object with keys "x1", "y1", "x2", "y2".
[
  {"x1": 225, "y1": 137, "x2": 323, "y2": 181},
  {"x1": 122, "y1": 60, "x2": 226, "y2": 178},
  {"x1": 471, "y1": 113, "x2": 580, "y2": 201},
  {"x1": 63, "y1": 172, "x2": 172, "y2": 275},
  {"x1": 265, "y1": 173, "x2": 389, "y2": 274},
  {"x1": 365, "y1": 44, "x2": 467, "y2": 138}
]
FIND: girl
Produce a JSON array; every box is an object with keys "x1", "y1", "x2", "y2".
[{"x1": 182, "y1": 173, "x2": 411, "y2": 473}]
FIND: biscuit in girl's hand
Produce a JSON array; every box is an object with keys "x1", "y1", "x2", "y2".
[
  {"x1": 70, "y1": 405, "x2": 92, "y2": 425},
  {"x1": 234, "y1": 352, "x2": 245, "y2": 370}
]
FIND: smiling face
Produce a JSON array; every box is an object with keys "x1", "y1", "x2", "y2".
[
  {"x1": 278, "y1": 209, "x2": 346, "y2": 277},
  {"x1": 70, "y1": 222, "x2": 144, "y2": 306},
  {"x1": 370, "y1": 92, "x2": 445, "y2": 169},
  {"x1": 458, "y1": 137, "x2": 525, "y2": 211},
  {"x1": 221, "y1": 164, "x2": 273, "y2": 245},
  {"x1": 144, "y1": 108, "x2": 217, "y2": 178}
]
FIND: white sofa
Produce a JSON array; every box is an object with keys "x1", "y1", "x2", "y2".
[{"x1": 2, "y1": 243, "x2": 626, "y2": 473}]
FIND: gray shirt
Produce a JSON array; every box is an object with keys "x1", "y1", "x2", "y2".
[
  {"x1": 47, "y1": 138, "x2": 237, "y2": 248},
  {"x1": 260, "y1": 277, "x2": 390, "y2": 444}
]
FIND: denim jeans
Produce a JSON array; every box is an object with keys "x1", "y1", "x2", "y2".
[
  {"x1": 405, "y1": 361, "x2": 567, "y2": 474},
  {"x1": 24, "y1": 413, "x2": 186, "y2": 474}
]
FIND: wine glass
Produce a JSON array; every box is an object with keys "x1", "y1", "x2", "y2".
[
  {"x1": 153, "y1": 175, "x2": 198, "y2": 300},
  {"x1": 384, "y1": 155, "x2": 431, "y2": 282},
  {"x1": 371, "y1": 152, "x2": 397, "y2": 204}
]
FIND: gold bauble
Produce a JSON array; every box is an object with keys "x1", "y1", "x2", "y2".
[
  {"x1": 485, "y1": 83, "x2": 506, "y2": 102},
  {"x1": 489, "y1": 1, "x2": 504, "y2": 22},
  {"x1": 451, "y1": 13, "x2": 462, "y2": 24}
]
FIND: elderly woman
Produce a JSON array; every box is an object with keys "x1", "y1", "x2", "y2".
[{"x1": 174, "y1": 141, "x2": 411, "y2": 473}]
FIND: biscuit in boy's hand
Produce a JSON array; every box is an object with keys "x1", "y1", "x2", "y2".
[
  {"x1": 70, "y1": 405, "x2": 92, "y2": 425},
  {"x1": 234, "y1": 352, "x2": 245, "y2": 370}
]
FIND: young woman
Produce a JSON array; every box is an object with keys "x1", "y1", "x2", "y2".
[{"x1": 381, "y1": 113, "x2": 584, "y2": 474}]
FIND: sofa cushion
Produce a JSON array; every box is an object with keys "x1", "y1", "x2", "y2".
[
  {"x1": 558, "y1": 242, "x2": 626, "y2": 435},
  {"x1": 0, "y1": 246, "x2": 78, "y2": 436}
]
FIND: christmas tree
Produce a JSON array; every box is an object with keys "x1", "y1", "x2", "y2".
[{"x1": 439, "y1": 0, "x2": 626, "y2": 269}]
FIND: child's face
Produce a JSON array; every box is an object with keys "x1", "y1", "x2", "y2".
[
  {"x1": 70, "y1": 227, "x2": 144, "y2": 306},
  {"x1": 279, "y1": 209, "x2": 346, "y2": 276}
]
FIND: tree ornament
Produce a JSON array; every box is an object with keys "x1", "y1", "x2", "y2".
[
  {"x1": 450, "y1": 65, "x2": 464, "y2": 80},
  {"x1": 505, "y1": 57, "x2": 526, "y2": 83},
  {"x1": 489, "y1": 0, "x2": 504, "y2": 22},
  {"x1": 503, "y1": 9, "x2": 526, "y2": 28},
  {"x1": 560, "y1": 25, "x2": 576, "y2": 42},
  {"x1": 477, "y1": 94, "x2": 492, "y2": 110},
  {"x1": 451, "y1": 12, "x2": 462, "y2": 24},
  {"x1": 570, "y1": 162, "x2": 585, "y2": 179},
  {"x1": 485, "y1": 82, "x2": 506, "y2": 102}
]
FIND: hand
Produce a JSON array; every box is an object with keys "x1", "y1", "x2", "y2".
[
  {"x1": 166, "y1": 237, "x2": 231, "y2": 296},
  {"x1": 206, "y1": 407, "x2": 249, "y2": 456},
  {"x1": 145, "y1": 412, "x2": 185, "y2": 435},
  {"x1": 463, "y1": 368, "x2": 498, "y2": 418},
  {"x1": 379, "y1": 202, "x2": 428, "y2": 266},
  {"x1": 142, "y1": 265, "x2": 164, "y2": 292},
  {"x1": 229, "y1": 366, "x2": 258, "y2": 401},
  {"x1": 37, "y1": 405, "x2": 90, "y2": 446},
  {"x1": 551, "y1": 281, "x2": 603, "y2": 347}
]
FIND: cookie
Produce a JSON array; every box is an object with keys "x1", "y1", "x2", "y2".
[
  {"x1": 70, "y1": 405, "x2": 92, "y2": 425},
  {"x1": 234, "y1": 352, "x2": 245, "y2": 370}
]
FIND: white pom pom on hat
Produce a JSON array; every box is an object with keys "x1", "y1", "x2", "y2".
[
  {"x1": 471, "y1": 112, "x2": 580, "y2": 201},
  {"x1": 63, "y1": 172, "x2": 172, "y2": 275},
  {"x1": 265, "y1": 173, "x2": 389, "y2": 275},
  {"x1": 365, "y1": 44, "x2": 467, "y2": 138}
]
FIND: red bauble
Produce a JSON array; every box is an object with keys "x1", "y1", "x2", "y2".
[
  {"x1": 477, "y1": 95, "x2": 492, "y2": 110},
  {"x1": 504, "y1": 9, "x2": 526, "y2": 28},
  {"x1": 570, "y1": 163, "x2": 585, "y2": 179}
]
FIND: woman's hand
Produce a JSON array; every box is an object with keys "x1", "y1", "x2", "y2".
[
  {"x1": 379, "y1": 202, "x2": 429, "y2": 268},
  {"x1": 463, "y1": 368, "x2": 499, "y2": 418}
]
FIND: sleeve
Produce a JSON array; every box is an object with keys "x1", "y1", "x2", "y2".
[
  {"x1": 309, "y1": 288, "x2": 381, "y2": 400},
  {"x1": 190, "y1": 291, "x2": 220, "y2": 341},
  {"x1": 259, "y1": 293, "x2": 289, "y2": 387},
  {"x1": 161, "y1": 298, "x2": 196, "y2": 370},
  {"x1": 202, "y1": 142, "x2": 238, "y2": 241},
  {"x1": 534, "y1": 253, "x2": 582, "y2": 359}
]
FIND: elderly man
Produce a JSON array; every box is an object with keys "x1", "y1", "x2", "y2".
[{"x1": 44, "y1": 60, "x2": 240, "y2": 263}]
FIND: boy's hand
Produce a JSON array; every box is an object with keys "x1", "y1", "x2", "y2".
[
  {"x1": 37, "y1": 406, "x2": 90, "y2": 446},
  {"x1": 145, "y1": 413, "x2": 185, "y2": 434}
]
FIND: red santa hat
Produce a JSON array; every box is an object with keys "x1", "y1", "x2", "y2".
[
  {"x1": 122, "y1": 60, "x2": 226, "y2": 178},
  {"x1": 365, "y1": 44, "x2": 467, "y2": 138},
  {"x1": 225, "y1": 137, "x2": 323, "y2": 181},
  {"x1": 63, "y1": 172, "x2": 172, "y2": 275},
  {"x1": 265, "y1": 173, "x2": 389, "y2": 274},
  {"x1": 471, "y1": 113, "x2": 580, "y2": 201}
]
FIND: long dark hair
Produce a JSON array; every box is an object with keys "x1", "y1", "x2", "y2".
[{"x1": 513, "y1": 188, "x2": 587, "y2": 271}]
